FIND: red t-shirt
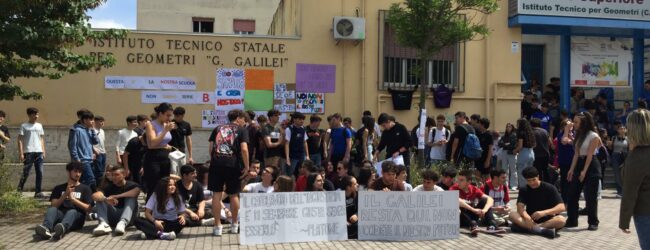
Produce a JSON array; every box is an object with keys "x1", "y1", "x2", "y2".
[
  {"x1": 481, "y1": 180, "x2": 510, "y2": 207},
  {"x1": 450, "y1": 184, "x2": 485, "y2": 204},
  {"x1": 295, "y1": 175, "x2": 307, "y2": 192}
]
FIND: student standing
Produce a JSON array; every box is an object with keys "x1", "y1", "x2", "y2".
[
  {"x1": 0, "y1": 110, "x2": 10, "y2": 161},
  {"x1": 498, "y1": 123, "x2": 518, "y2": 190},
  {"x1": 329, "y1": 113, "x2": 353, "y2": 168},
  {"x1": 68, "y1": 110, "x2": 97, "y2": 190},
  {"x1": 475, "y1": 118, "x2": 494, "y2": 180},
  {"x1": 306, "y1": 115, "x2": 325, "y2": 167},
  {"x1": 143, "y1": 103, "x2": 176, "y2": 200},
  {"x1": 566, "y1": 112, "x2": 602, "y2": 230},
  {"x1": 115, "y1": 116, "x2": 138, "y2": 165},
  {"x1": 17, "y1": 107, "x2": 46, "y2": 198},
  {"x1": 427, "y1": 115, "x2": 450, "y2": 165},
  {"x1": 514, "y1": 119, "x2": 536, "y2": 188},
  {"x1": 531, "y1": 118, "x2": 553, "y2": 182},
  {"x1": 170, "y1": 107, "x2": 193, "y2": 164},
  {"x1": 355, "y1": 116, "x2": 376, "y2": 165},
  {"x1": 374, "y1": 113, "x2": 412, "y2": 179},
  {"x1": 285, "y1": 112, "x2": 309, "y2": 178},
  {"x1": 93, "y1": 116, "x2": 107, "y2": 187},
  {"x1": 263, "y1": 109, "x2": 284, "y2": 168}
]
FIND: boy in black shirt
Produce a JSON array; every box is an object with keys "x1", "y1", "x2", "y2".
[
  {"x1": 374, "y1": 113, "x2": 412, "y2": 181},
  {"x1": 342, "y1": 176, "x2": 359, "y2": 239},
  {"x1": 475, "y1": 118, "x2": 493, "y2": 180},
  {"x1": 509, "y1": 167, "x2": 566, "y2": 239},
  {"x1": 92, "y1": 165, "x2": 141, "y2": 236},
  {"x1": 437, "y1": 167, "x2": 457, "y2": 191},
  {"x1": 170, "y1": 107, "x2": 194, "y2": 164},
  {"x1": 35, "y1": 162, "x2": 92, "y2": 241},
  {"x1": 177, "y1": 165, "x2": 211, "y2": 227},
  {"x1": 123, "y1": 133, "x2": 145, "y2": 184},
  {"x1": 450, "y1": 112, "x2": 476, "y2": 166}
]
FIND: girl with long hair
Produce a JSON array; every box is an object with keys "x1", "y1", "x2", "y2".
[
  {"x1": 305, "y1": 173, "x2": 325, "y2": 192},
  {"x1": 498, "y1": 123, "x2": 518, "y2": 190},
  {"x1": 143, "y1": 103, "x2": 176, "y2": 200},
  {"x1": 134, "y1": 177, "x2": 185, "y2": 240},
  {"x1": 513, "y1": 119, "x2": 536, "y2": 188},
  {"x1": 566, "y1": 112, "x2": 601, "y2": 230}
]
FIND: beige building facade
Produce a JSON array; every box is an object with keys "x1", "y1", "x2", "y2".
[{"x1": 1, "y1": 0, "x2": 523, "y2": 164}]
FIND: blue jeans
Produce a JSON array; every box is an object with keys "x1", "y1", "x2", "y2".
[
  {"x1": 516, "y1": 148, "x2": 535, "y2": 188},
  {"x1": 93, "y1": 153, "x2": 106, "y2": 186},
  {"x1": 19, "y1": 152, "x2": 44, "y2": 193},
  {"x1": 610, "y1": 152, "x2": 625, "y2": 195},
  {"x1": 310, "y1": 153, "x2": 322, "y2": 168},
  {"x1": 287, "y1": 158, "x2": 304, "y2": 179},
  {"x1": 96, "y1": 197, "x2": 137, "y2": 227},
  {"x1": 80, "y1": 161, "x2": 96, "y2": 190},
  {"x1": 634, "y1": 215, "x2": 650, "y2": 250},
  {"x1": 42, "y1": 207, "x2": 85, "y2": 232}
]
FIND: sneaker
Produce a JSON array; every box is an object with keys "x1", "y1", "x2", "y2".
[
  {"x1": 469, "y1": 221, "x2": 479, "y2": 237},
  {"x1": 564, "y1": 222, "x2": 578, "y2": 228},
  {"x1": 615, "y1": 194, "x2": 623, "y2": 199},
  {"x1": 52, "y1": 223, "x2": 66, "y2": 240},
  {"x1": 540, "y1": 228, "x2": 556, "y2": 239},
  {"x1": 140, "y1": 232, "x2": 147, "y2": 240},
  {"x1": 587, "y1": 225, "x2": 598, "y2": 231},
  {"x1": 35, "y1": 224, "x2": 52, "y2": 240},
  {"x1": 92, "y1": 222, "x2": 112, "y2": 236},
  {"x1": 159, "y1": 231, "x2": 176, "y2": 240},
  {"x1": 87, "y1": 213, "x2": 98, "y2": 221},
  {"x1": 230, "y1": 223, "x2": 239, "y2": 234},
  {"x1": 213, "y1": 225, "x2": 223, "y2": 236},
  {"x1": 114, "y1": 221, "x2": 126, "y2": 235},
  {"x1": 201, "y1": 218, "x2": 215, "y2": 226},
  {"x1": 510, "y1": 187, "x2": 518, "y2": 191},
  {"x1": 486, "y1": 225, "x2": 506, "y2": 234},
  {"x1": 578, "y1": 207, "x2": 588, "y2": 215},
  {"x1": 34, "y1": 192, "x2": 46, "y2": 199}
]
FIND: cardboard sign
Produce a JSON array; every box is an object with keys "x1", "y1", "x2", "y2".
[
  {"x1": 216, "y1": 68, "x2": 246, "y2": 110},
  {"x1": 240, "y1": 191, "x2": 348, "y2": 245},
  {"x1": 274, "y1": 83, "x2": 296, "y2": 112},
  {"x1": 295, "y1": 92, "x2": 325, "y2": 114},
  {"x1": 358, "y1": 191, "x2": 460, "y2": 241},
  {"x1": 295, "y1": 63, "x2": 336, "y2": 93},
  {"x1": 202, "y1": 110, "x2": 228, "y2": 128}
]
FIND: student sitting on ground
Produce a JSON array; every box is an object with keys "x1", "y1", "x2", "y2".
[
  {"x1": 243, "y1": 166, "x2": 278, "y2": 193},
  {"x1": 295, "y1": 160, "x2": 316, "y2": 191},
  {"x1": 438, "y1": 167, "x2": 457, "y2": 191},
  {"x1": 357, "y1": 164, "x2": 376, "y2": 191},
  {"x1": 305, "y1": 173, "x2": 326, "y2": 191},
  {"x1": 451, "y1": 169, "x2": 499, "y2": 236},
  {"x1": 35, "y1": 162, "x2": 93, "y2": 241},
  {"x1": 369, "y1": 161, "x2": 405, "y2": 191},
  {"x1": 92, "y1": 165, "x2": 140, "y2": 236},
  {"x1": 481, "y1": 169, "x2": 511, "y2": 226},
  {"x1": 334, "y1": 161, "x2": 349, "y2": 190},
  {"x1": 342, "y1": 176, "x2": 359, "y2": 239},
  {"x1": 240, "y1": 160, "x2": 262, "y2": 188},
  {"x1": 316, "y1": 166, "x2": 337, "y2": 191},
  {"x1": 413, "y1": 169, "x2": 444, "y2": 191},
  {"x1": 397, "y1": 164, "x2": 413, "y2": 191},
  {"x1": 134, "y1": 177, "x2": 185, "y2": 240},
  {"x1": 177, "y1": 165, "x2": 213, "y2": 227},
  {"x1": 509, "y1": 167, "x2": 566, "y2": 239}
]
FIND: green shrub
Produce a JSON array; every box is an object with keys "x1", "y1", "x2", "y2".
[
  {"x1": 0, "y1": 191, "x2": 40, "y2": 213},
  {"x1": 0, "y1": 161, "x2": 14, "y2": 196}
]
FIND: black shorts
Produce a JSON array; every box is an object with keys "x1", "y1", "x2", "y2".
[
  {"x1": 208, "y1": 159, "x2": 242, "y2": 195},
  {"x1": 534, "y1": 215, "x2": 555, "y2": 224}
]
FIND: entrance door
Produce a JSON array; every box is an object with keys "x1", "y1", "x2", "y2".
[{"x1": 522, "y1": 44, "x2": 545, "y2": 90}]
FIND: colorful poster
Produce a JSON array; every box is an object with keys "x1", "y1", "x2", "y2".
[
  {"x1": 571, "y1": 37, "x2": 632, "y2": 87},
  {"x1": 295, "y1": 63, "x2": 336, "y2": 93},
  {"x1": 273, "y1": 83, "x2": 296, "y2": 113},
  {"x1": 216, "y1": 68, "x2": 246, "y2": 110},
  {"x1": 141, "y1": 91, "x2": 214, "y2": 104},
  {"x1": 244, "y1": 90, "x2": 274, "y2": 110},
  {"x1": 296, "y1": 92, "x2": 325, "y2": 114},
  {"x1": 245, "y1": 69, "x2": 274, "y2": 90},
  {"x1": 240, "y1": 191, "x2": 348, "y2": 245},
  {"x1": 105, "y1": 76, "x2": 197, "y2": 90},
  {"x1": 201, "y1": 110, "x2": 228, "y2": 128}
]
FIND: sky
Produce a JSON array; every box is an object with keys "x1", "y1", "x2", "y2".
[{"x1": 87, "y1": 0, "x2": 137, "y2": 29}]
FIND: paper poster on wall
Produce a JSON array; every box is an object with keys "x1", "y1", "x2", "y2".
[
  {"x1": 295, "y1": 63, "x2": 336, "y2": 93},
  {"x1": 244, "y1": 90, "x2": 274, "y2": 110},
  {"x1": 141, "y1": 91, "x2": 214, "y2": 104},
  {"x1": 274, "y1": 83, "x2": 296, "y2": 112},
  {"x1": 245, "y1": 69, "x2": 274, "y2": 90},
  {"x1": 295, "y1": 92, "x2": 325, "y2": 114},
  {"x1": 571, "y1": 37, "x2": 632, "y2": 87},
  {"x1": 216, "y1": 68, "x2": 245, "y2": 110},
  {"x1": 358, "y1": 191, "x2": 460, "y2": 241},
  {"x1": 240, "y1": 191, "x2": 348, "y2": 245},
  {"x1": 201, "y1": 110, "x2": 228, "y2": 128},
  {"x1": 105, "y1": 76, "x2": 197, "y2": 90}
]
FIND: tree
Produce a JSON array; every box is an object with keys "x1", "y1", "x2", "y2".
[
  {"x1": 387, "y1": 0, "x2": 498, "y2": 168},
  {"x1": 0, "y1": 0, "x2": 126, "y2": 101}
]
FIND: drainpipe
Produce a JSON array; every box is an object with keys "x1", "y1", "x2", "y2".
[{"x1": 485, "y1": 13, "x2": 491, "y2": 120}]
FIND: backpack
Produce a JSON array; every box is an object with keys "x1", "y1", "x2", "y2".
[
  {"x1": 211, "y1": 124, "x2": 239, "y2": 159},
  {"x1": 460, "y1": 125, "x2": 483, "y2": 160}
]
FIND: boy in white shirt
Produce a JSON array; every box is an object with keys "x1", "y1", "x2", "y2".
[{"x1": 17, "y1": 107, "x2": 46, "y2": 198}]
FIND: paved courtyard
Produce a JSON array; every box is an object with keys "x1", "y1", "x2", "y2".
[{"x1": 0, "y1": 190, "x2": 640, "y2": 250}]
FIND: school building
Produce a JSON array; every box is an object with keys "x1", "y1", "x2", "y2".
[{"x1": 3, "y1": 0, "x2": 647, "y2": 167}]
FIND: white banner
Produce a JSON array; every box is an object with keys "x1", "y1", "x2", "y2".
[
  {"x1": 373, "y1": 155, "x2": 405, "y2": 178},
  {"x1": 571, "y1": 36, "x2": 633, "y2": 87},
  {"x1": 240, "y1": 191, "x2": 348, "y2": 245},
  {"x1": 216, "y1": 68, "x2": 245, "y2": 110},
  {"x1": 201, "y1": 110, "x2": 228, "y2": 128},
  {"x1": 511, "y1": 0, "x2": 650, "y2": 22},
  {"x1": 105, "y1": 76, "x2": 197, "y2": 90},
  {"x1": 358, "y1": 191, "x2": 459, "y2": 241},
  {"x1": 141, "y1": 91, "x2": 214, "y2": 104},
  {"x1": 418, "y1": 109, "x2": 427, "y2": 150}
]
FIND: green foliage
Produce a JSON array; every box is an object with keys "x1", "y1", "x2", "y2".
[
  {"x1": 0, "y1": 0, "x2": 127, "y2": 101},
  {"x1": 0, "y1": 161, "x2": 13, "y2": 196},
  {"x1": 0, "y1": 191, "x2": 40, "y2": 213},
  {"x1": 387, "y1": 0, "x2": 498, "y2": 59}
]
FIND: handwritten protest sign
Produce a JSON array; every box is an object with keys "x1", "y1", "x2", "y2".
[
  {"x1": 240, "y1": 191, "x2": 348, "y2": 245},
  {"x1": 358, "y1": 191, "x2": 459, "y2": 241},
  {"x1": 273, "y1": 83, "x2": 296, "y2": 112},
  {"x1": 202, "y1": 110, "x2": 228, "y2": 128},
  {"x1": 296, "y1": 92, "x2": 325, "y2": 114},
  {"x1": 216, "y1": 68, "x2": 245, "y2": 110}
]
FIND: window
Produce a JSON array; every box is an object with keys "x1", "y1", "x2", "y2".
[
  {"x1": 233, "y1": 19, "x2": 255, "y2": 35},
  {"x1": 192, "y1": 17, "x2": 214, "y2": 33},
  {"x1": 378, "y1": 11, "x2": 464, "y2": 91}
]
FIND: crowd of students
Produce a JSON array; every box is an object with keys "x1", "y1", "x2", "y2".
[{"x1": 0, "y1": 98, "x2": 646, "y2": 247}]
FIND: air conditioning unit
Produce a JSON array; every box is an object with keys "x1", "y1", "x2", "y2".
[{"x1": 333, "y1": 16, "x2": 365, "y2": 40}]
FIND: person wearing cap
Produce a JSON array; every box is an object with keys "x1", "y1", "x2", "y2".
[{"x1": 285, "y1": 112, "x2": 309, "y2": 179}]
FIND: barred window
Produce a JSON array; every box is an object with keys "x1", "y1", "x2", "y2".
[{"x1": 378, "y1": 11, "x2": 464, "y2": 92}]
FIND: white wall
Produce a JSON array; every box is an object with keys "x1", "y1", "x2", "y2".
[{"x1": 522, "y1": 35, "x2": 561, "y2": 85}]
